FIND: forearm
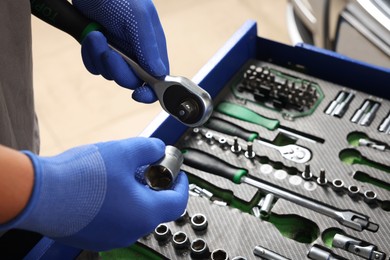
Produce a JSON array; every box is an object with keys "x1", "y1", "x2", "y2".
[{"x1": 0, "y1": 145, "x2": 34, "y2": 224}]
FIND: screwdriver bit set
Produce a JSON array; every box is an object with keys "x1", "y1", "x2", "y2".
[{"x1": 104, "y1": 21, "x2": 390, "y2": 260}]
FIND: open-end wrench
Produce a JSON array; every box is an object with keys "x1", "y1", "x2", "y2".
[
  {"x1": 30, "y1": 0, "x2": 213, "y2": 127},
  {"x1": 182, "y1": 148, "x2": 378, "y2": 232}
]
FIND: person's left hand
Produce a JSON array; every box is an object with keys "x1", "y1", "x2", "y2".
[{"x1": 72, "y1": 0, "x2": 169, "y2": 103}]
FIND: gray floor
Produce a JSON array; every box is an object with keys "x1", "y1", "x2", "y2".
[{"x1": 32, "y1": 0, "x2": 291, "y2": 155}]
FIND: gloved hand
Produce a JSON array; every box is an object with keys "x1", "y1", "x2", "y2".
[
  {"x1": 0, "y1": 137, "x2": 188, "y2": 251},
  {"x1": 72, "y1": 0, "x2": 169, "y2": 103}
]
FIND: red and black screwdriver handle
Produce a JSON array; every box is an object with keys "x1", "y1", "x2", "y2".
[{"x1": 30, "y1": 0, "x2": 102, "y2": 43}]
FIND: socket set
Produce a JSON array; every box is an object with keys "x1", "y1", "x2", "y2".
[{"x1": 99, "y1": 23, "x2": 390, "y2": 260}]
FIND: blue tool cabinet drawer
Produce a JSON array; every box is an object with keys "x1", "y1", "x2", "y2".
[{"x1": 29, "y1": 20, "x2": 390, "y2": 260}]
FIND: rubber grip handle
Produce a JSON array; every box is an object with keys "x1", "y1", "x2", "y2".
[
  {"x1": 182, "y1": 148, "x2": 247, "y2": 184},
  {"x1": 205, "y1": 117, "x2": 258, "y2": 142},
  {"x1": 216, "y1": 102, "x2": 280, "y2": 130},
  {"x1": 30, "y1": 0, "x2": 101, "y2": 43}
]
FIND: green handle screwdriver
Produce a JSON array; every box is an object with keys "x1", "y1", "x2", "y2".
[
  {"x1": 182, "y1": 148, "x2": 377, "y2": 232},
  {"x1": 216, "y1": 102, "x2": 324, "y2": 143}
]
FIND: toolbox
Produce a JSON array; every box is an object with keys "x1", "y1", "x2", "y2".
[{"x1": 30, "y1": 20, "x2": 390, "y2": 259}]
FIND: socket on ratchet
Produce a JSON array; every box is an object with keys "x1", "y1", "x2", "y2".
[{"x1": 109, "y1": 44, "x2": 213, "y2": 127}]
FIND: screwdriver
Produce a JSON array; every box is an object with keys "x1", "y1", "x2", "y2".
[
  {"x1": 182, "y1": 148, "x2": 378, "y2": 232},
  {"x1": 205, "y1": 117, "x2": 312, "y2": 163},
  {"x1": 216, "y1": 102, "x2": 324, "y2": 143},
  {"x1": 30, "y1": 0, "x2": 213, "y2": 127},
  {"x1": 205, "y1": 117, "x2": 259, "y2": 142}
]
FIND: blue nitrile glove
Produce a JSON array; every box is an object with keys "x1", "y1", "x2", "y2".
[
  {"x1": 72, "y1": 0, "x2": 169, "y2": 103},
  {"x1": 0, "y1": 137, "x2": 188, "y2": 251}
]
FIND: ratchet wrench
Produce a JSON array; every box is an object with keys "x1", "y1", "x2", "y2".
[
  {"x1": 30, "y1": 0, "x2": 213, "y2": 127},
  {"x1": 109, "y1": 45, "x2": 213, "y2": 127}
]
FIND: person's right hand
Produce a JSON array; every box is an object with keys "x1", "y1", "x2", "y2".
[
  {"x1": 72, "y1": 0, "x2": 169, "y2": 103},
  {"x1": 0, "y1": 137, "x2": 188, "y2": 251}
]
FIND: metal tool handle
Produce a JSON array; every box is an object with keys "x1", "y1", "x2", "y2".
[
  {"x1": 31, "y1": 0, "x2": 213, "y2": 127},
  {"x1": 241, "y1": 176, "x2": 375, "y2": 231},
  {"x1": 183, "y1": 148, "x2": 378, "y2": 232}
]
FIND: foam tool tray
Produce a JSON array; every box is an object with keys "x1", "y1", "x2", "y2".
[
  {"x1": 28, "y1": 20, "x2": 390, "y2": 259},
  {"x1": 123, "y1": 21, "x2": 390, "y2": 260}
]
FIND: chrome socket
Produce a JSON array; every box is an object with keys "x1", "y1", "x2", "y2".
[
  {"x1": 211, "y1": 249, "x2": 229, "y2": 260},
  {"x1": 172, "y1": 231, "x2": 190, "y2": 252},
  {"x1": 191, "y1": 213, "x2": 208, "y2": 233},
  {"x1": 190, "y1": 238, "x2": 210, "y2": 259},
  {"x1": 347, "y1": 185, "x2": 360, "y2": 198},
  {"x1": 332, "y1": 179, "x2": 344, "y2": 193},
  {"x1": 145, "y1": 145, "x2": 183, "y2": 190},
  {"x1": 364, "y1": 190, "x2": 377, "y2": 204},
  {"x1": 260, "y1": 193, "x2": 275, "y2": 217},
  {"x1": 153, "y1": 224, "x2": 171, "y2": 245}
]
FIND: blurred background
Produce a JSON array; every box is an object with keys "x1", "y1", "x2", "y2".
[{"x1": 32, "y1": 0, "x2": 389, "y2": 156}]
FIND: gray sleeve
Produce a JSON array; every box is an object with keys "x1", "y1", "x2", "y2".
[{"x1": 0, "y1": 0, "x2": 39, "y2": 153}]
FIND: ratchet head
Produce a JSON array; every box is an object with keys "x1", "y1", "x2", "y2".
[
  {"x1": 154, "y1": 75, "x2": 213, "y2": 127},
  {"x1": 106, "y1": 43, "x2": 213, "y2": 127}
]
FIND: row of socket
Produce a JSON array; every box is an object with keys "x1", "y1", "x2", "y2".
[
  {"x1": 194, "y1": 128, "x2": 380, "y2": 206},
  {"x1": 192, "y1": 128, "x2": 256, "y2": 160},
  {"x1": 302, "y1": 164, "x2": 378, "y2": 205},
  {"x1": 152, "y1": 211, "x2": 246, "y2": 260},
  {"x1": 325, "y1": 91, "x2": 389, "y2": 134}
]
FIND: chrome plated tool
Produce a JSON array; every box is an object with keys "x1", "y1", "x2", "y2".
[
  {"x1": 253, "y1": 245, "x2": 291, "y2": 260},
  {"x1": 30, "y1": 0, "x2": 213, "y2": 127},
  {"x1": 109, "y1": 45, "x2": 213, "y2": 127},
  {"x1": 307, "y1": 244, "x2": 347, "y2": 260},
  {"x1": 256, "y1": 140, "x2": 311, "y2": 163},
  {"x1": 183, "y1": 148, "x2": 379, "y2": 232},
  {"x1": 205, "y1": 117, "x2": 312, "y2": 163},
  {"x1": 332, "y1": 233, "x2": 386, "y2": 260}
]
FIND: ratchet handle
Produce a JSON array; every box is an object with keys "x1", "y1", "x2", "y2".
[
  {"x1": 31, "y1": 0, "x2": 213, "y2": 128},
  {"x1": 30, "y1": 0, "x2": 101, "y2": 43},
  {"x1": 205, "y1": 117, "x2": 258, "y2": 142},
  {"x1": 182, "y1": 148, "x2": 247, "y2": 184}
]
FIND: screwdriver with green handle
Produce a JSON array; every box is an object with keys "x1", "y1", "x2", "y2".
[
  {"x1": 216, "y1": 102, "x2": 324, "y2": 143},
  {"x1": 182, "y1": 148, "x2": 378, "y2": 232},
  {"x1": 30, "y1": 0, "x2": 213, "y2": 127},
  {"x1": 205, "y1": 117, "x2": 312, "y2": 163}
]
